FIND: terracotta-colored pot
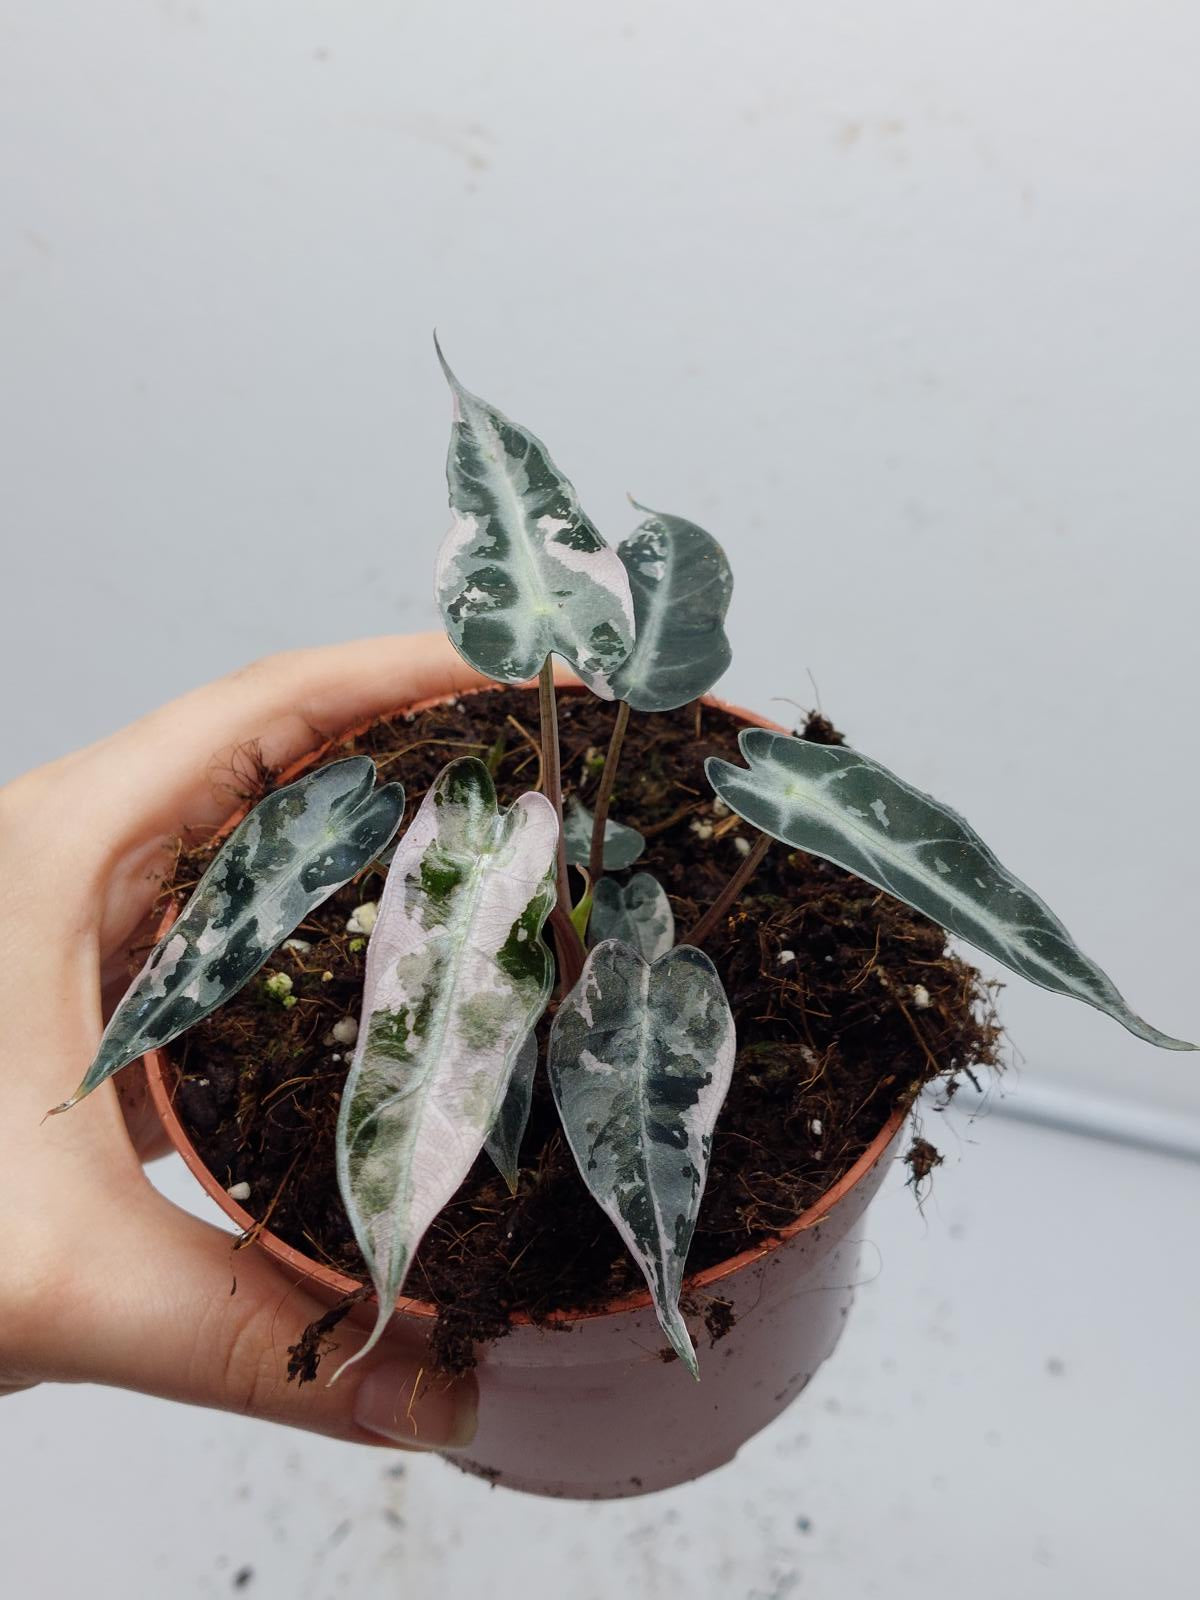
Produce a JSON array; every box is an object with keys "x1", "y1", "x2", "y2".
[{"x1": 144, "y1": 684, "x2": 913, "y2": 1500}]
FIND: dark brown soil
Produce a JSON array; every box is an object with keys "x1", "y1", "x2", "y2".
[{"x1": 162, "y1": 688, "x2": 1001, "y2": 1373}]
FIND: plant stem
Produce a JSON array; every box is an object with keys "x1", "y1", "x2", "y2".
[
  {"x1": 538, "y1": 657, "x2": 586, "y2": 988},
  {"x1": 549, "y1": 905, "x2": 585, "y2": 991},
  {"x1": 588, "y1": 699, "x2": 631, "y2": 885},
  {"x1": 683, "y1": 831, "x2": 772, "y2": 949},
  {"x1": 538, "y1": 658, "x2": 572, "y2": 911}
]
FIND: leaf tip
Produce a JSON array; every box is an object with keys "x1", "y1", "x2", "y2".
[
  {"x1": 325, "y1": 1351, "x2": 358, "y2": 1389},
  {"x1": 43, "y1": 1093, "x2": 80, "y2": 1122},
  {"x1": 703, "y1": 753, "x2": 737, "y2": 792},
  {"x1": 432, "y1": 330, "x2": 462, "y2": 394},
  {"x1": 327, "y1": 1300, "x2": 391, "y2": 1388},
  {"x1": 569, "y1": 878, "x2": 593, "y2": 941},
  {"x1": 485, "y1": 1138, "x2": 522, "y2": 1197},
  {"x1": 665, "y1": 1312, "x2": 700, "y2": 1380}
]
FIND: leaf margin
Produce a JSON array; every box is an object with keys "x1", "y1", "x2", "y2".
[{"x1": 706, "y1": 727, "x2": 1195, "y2": 1053}]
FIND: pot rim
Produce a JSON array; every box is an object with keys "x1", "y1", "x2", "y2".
[{"x1": 143, "y1": 679, "x2": 914, "y2": 1328}]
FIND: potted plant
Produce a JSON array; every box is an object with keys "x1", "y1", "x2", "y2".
[{"x1": 51, "y1": 342, "x2": 1194, "y2": 1499}]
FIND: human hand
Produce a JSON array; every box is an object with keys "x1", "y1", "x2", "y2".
[{"x1": 0, "y1": 633, "x2": 487, "y2": 1450}]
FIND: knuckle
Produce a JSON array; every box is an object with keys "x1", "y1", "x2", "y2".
[
  {"x1": 227, "y1": 648, "x2": 303, "y2": 694},
  {"x1": 0, "y1": 761, "x2": 81, "y2": 877},
  {"x1": 203, "y1": 1291, "x2": 289, "y2": 1418},
  {"x1": 0, "y1": 771, "x2": 44, "y2": 846},
  {"x1": 0, "y1": 1238, "x2": 70, "y2": 1386}
]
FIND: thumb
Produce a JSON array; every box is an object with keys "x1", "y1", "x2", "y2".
[{"x1": 34, "y1": 1193, "x2": 478, "y2": 1453}]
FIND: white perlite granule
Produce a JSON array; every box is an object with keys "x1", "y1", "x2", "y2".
[{"x1": 346, "y1": 901, "x2": 378, "y2": 936}]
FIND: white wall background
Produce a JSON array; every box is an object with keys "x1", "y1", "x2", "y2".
[{"x1": 2, "y1": 5, "x2": 1199, "y2": 1594}]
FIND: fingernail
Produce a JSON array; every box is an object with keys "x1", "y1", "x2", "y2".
[{"x1": 354, "y1": 1363, "x2": 478, "y2": 1451}]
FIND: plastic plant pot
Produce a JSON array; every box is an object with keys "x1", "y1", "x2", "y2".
[{"x1": 143, "y1": 685, "x2": 914, "y2": 1500}]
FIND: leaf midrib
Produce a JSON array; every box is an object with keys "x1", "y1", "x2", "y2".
[
  {"x1": 628, "y1": 960, "x2": 674, "y2": 1298},
  {"x1": 469, "y1": 396, "x2": 556, "y2": 644},
  {"x1": 373, "y1": 811, "x2": 509, "y2": 1168},
  {"x1": 737, "y1": 743, "x2": 1109, "y2": 1006}
]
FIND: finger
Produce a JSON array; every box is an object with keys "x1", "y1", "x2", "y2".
[
  {"x1": 29, "y1": 1190, "x2": 477, "y2": 1452},
  {"x1": 45, "y1": 633, "x2": 493, "y2": 854},
  {"x1": 114, "y1": 1060, "x2": 174, "y2": 1164},
  {"x1": 89, "y1": 641, "x2": 579, "y2": 961},
  {"x1": 94, "y1": 632, "x2": 584, "y2": 838},
  {"x1": 104, "y1": 631, "x2": 490, "y2": 835},
  {"x1": 95, "y1": 971, "x2": 174, "y2": 1161}
]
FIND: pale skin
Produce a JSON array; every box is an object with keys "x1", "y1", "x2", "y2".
[{"x1": 0, "y1": 633, "x2": 490, "y2": 1451}]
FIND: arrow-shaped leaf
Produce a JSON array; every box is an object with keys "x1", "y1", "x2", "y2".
[
  {"x1": 52, "y1": 758, "x2": 405, "y2": 1113},
  {"x1": 706, "y1": 729, "x2": 1195, "y2": 1051},
  {"x1": 335, "y1": 758, "x2": 558, "y2": 1371},
  {"x1": 563, "y1": 796, "x2": 644, "y2": 871},
  {"x1": 548, "y1": 940, "x2": 736, "y2": 1377},
  {"x1": 590, "y1": 872, "x2": 675, "y2": 960},
  {"x1": 484, "y1": 1029, "x2": 539, "y2": 1194},
  {"x1": 610, "y1": 507, "x2": 733, "y2": 711},
  {"x1": 434, "y1": 340, "x2": 634, "y2": 698}
]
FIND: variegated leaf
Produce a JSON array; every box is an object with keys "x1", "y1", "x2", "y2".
[
  {"x1": 590, "y1": 872, "x2": 675, "y2": 961},
  {"x1": 484, "y1": 1029, "x2": 539, "y2": 1194},
  {"x1": 563, "y1": 796, "x2": 645, "y2": 871},
  {"x1": 53, "y1": 759, "x2": 405, "y2": 1113},
  {"x1": 548, "y1": 940, "x2": 736, "y2": 1377},
  {"x1": 610, "y1": 506, "x2": 733, "y2": 711},
  {"x1": 335, "y1": 758, "x2": 558, "y2": 1371},
  {"x1": 707, "y1": 730, "x2": 1195, "y2": 1051},
  {"x1": 434, "y1": 340, "x2": 634, "y2": 697}
]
